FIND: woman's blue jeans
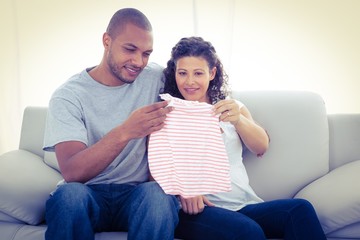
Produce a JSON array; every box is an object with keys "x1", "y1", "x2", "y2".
[
  {"x1": 175, "y1": 198, "x2": 327, "y2": 240},
  {"x1": 45, "y1": 181, "x2": 179, "y2": 240}
]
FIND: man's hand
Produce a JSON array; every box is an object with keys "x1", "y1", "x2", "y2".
[
  {"x1": 55, "y1": 101, "x2": 173, "y2": 183},
  {"x1": 122, "y1": 100, "x2": 173, "y2": 139},
  {"x1": 179, "y1": 195, "x2": 215, "y2": 215}
]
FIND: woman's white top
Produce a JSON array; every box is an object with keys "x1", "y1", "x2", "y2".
[{"x1": 205, "y1": 103, "x2": 263, "y2": 211}]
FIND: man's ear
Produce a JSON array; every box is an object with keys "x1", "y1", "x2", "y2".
[
  {"x1": 210, "y1": 67, "x2": 217, "y2": 81},
  {"x1": 103, "y1": 32, "x2": 111, "y2": 49}
]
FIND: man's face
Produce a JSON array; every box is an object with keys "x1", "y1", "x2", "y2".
[{"x1": 105, "y1": 23, "x2": 153, "y2": 85}]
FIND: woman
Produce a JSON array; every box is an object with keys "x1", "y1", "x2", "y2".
[{"x1": 162, "y1": 36, "x2": 326, "y2": 240}]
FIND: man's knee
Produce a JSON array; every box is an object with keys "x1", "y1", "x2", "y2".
[
  {"x1": 133, "y1": 182, "x2": 179, "y2": 220},
  {"x1": 48, "y1": 182, "x2": 93, "y2": 209},
  {"x1": 136, "y1": 182, "x2": 178, "y2": 206}
]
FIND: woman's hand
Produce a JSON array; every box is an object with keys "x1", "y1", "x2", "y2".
[
  {"x1": 179, "y1": 195, "x2": 215, "y2": 215},
  {"x1": 214, "y1": 99, "x2": 269, "y2": 156},
  {"x1": 213, "y1": 99, "x2": 242, "y2": 126}
]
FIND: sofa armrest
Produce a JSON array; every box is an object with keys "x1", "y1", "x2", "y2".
[
  {"x1": 44, "y1": 151, "x2": 60, "y2": 172},
  {"x1": 19, "y1": 106, "x2": 48, "y2": 158},
  {"x1": 328, "y1": 113, "x2": 360, "y2": 170},
  {"x1": 0, "y1": 150, "x2": 62, "y2": 225},
  {"x1": 295, "y1": 160, "x2": 360, "y2": 235}
]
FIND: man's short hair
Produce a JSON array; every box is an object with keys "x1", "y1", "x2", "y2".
[{"x1": 106, "y1": 8, "x2": 152, "y2": 38}]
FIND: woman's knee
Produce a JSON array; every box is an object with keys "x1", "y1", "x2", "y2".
[
  {"x1": 233, "y1": 218, "x2": 266, "y2": 240},
  {"x1": 217, "y1": 219, "x2": 266, "y2": 240},
  {"x1": 291, "y1": 198, "x2": 317, "y2": 215}
]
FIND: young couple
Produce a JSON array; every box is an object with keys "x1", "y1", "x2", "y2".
[{"x1": 43, "y1": 8, "x2": 326, "y2": 240}]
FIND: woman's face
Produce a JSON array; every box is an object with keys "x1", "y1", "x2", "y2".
[{"x1": 175, "y1": 56, "x2": 216, "y2": 103}]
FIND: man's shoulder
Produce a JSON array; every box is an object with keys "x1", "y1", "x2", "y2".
[
  {"x1": 146, "y1": 62, "x2": 164, "y2": 70},
  {"x1": 135, "y1": 62, "x2": 164, "y2": 88},
  {"x1": 142, "y1": 62, "x2": 164, "y2": 75},
  {"x1": 50, "y1": 70, "x2": 88, "y2": 102}
]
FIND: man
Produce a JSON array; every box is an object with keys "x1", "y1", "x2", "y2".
[{"x1": 43, "y1": 8, "x2": 179, "y2": 240}]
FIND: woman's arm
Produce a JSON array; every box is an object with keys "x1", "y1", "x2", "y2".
[{"x1": 214, "y1": 99, "x2": 269, "y2": 156}]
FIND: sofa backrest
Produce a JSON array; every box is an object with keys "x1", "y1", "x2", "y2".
[
  {"x1": 19, "y1": 91, "x2": 330, "y2": 200},
  {"x1": 328, "y1": 113, "x2": 360, "y2": 170},
  {"x1": 233, "y1": 91, "x2": 329, "y2": 200}
]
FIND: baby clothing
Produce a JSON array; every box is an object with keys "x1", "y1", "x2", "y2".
[{"x1": 148, "y1": 94, "x2": 231, "y2": 198}]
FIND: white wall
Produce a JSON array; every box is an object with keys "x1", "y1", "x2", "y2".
[{"x1": 1, "y1": 0, "x2": 359, "y2": 154}]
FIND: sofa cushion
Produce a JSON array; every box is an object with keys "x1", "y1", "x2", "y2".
[
  {"x1": 0, "y1": 150, "x2": 62, "y2": 225},
  {"x1": 0, "y1": 222, "x2": 47, "y2": 240},
  {"x1": 295, "y1": 160, "x2": 360, "y2": 234},
  {"x1": 327, "y1": 222, "x2": 360, "y2": 239},
  {"x1": 0, "y1": 210, "x2": 23, "y2": 223}
]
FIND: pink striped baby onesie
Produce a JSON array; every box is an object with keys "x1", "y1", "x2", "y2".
[{"x1": 148, "y1": 94, "x2": 231, "y2": 198}]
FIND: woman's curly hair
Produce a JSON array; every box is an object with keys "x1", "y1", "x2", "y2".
[{"x1": 162, "y1": 37, "x2": 229, "y2": 104}]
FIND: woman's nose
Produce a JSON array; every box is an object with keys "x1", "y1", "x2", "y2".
[{"x1": 185, "y1": 75, "x2": 195, "y2": 85}]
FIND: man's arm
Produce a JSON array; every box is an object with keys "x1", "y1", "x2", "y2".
[{"x1": 55, "y1": 101, "x2": 172, "y2": 183}]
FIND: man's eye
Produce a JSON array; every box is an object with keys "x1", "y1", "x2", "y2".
[{"x1": 124, "y1": 48, "x2": 135, "y2": 52}]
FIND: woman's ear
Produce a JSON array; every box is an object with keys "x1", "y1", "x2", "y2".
[{"x1": 209, "y1": 67, "x2": 217, "y2": 81}]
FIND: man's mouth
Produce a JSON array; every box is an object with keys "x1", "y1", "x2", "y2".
[{"x1": 125, "y1": 66, "x2": 141, "y2": 75}]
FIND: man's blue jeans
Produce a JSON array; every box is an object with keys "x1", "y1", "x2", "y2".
[
  {"x1": 175, "y1": 198, "x2": 327, "y2": 240},
  {"x1": 45, "y1": 181, "x2": 179, "y2": 240}
]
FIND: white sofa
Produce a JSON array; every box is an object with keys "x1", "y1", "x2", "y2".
[{"x1": 0, "y1": 91, "x2": 359, "y2": 240}]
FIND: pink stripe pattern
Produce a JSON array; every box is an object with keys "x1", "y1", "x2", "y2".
[{"x1": 148, "y1": 94, "x2": 231, "y2": 198}]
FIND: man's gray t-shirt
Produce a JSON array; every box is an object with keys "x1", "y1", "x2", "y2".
[{"x1": 43, "y1": 62, "x2": 164, "y2": 185}]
